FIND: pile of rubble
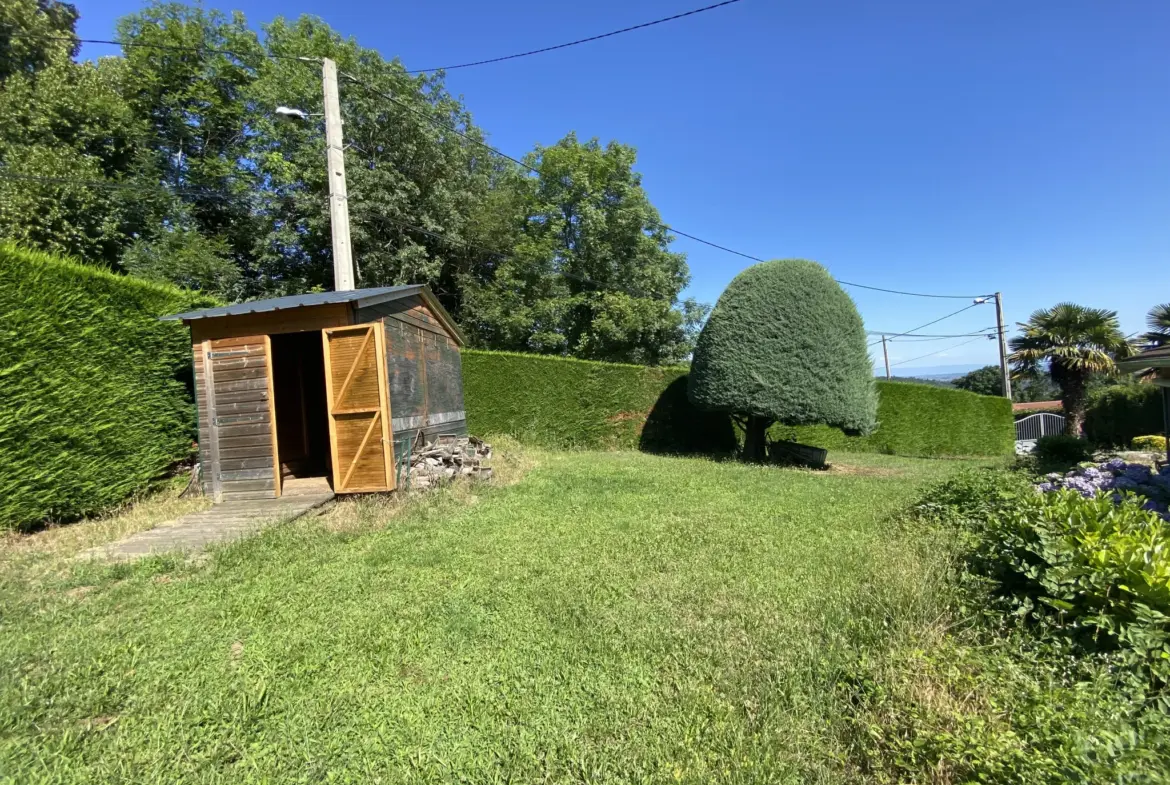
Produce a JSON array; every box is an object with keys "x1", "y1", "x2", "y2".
[{"x1": 401, "y1": 434, "x2": 493, "y2": 489}]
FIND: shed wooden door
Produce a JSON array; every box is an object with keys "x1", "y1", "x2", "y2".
[{"x1": 322, "y1": 324, "x2": 395, "y2": 493}]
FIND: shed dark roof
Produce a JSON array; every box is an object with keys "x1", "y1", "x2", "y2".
[
  {"x1": 161, "y1": 284, "x2": 466, "y2": 345},
  {"x1": 160, "y1": 286, "x2": 424, "y2": 321}
]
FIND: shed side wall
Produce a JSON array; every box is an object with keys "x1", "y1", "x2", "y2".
[{"x1": 361, "y1": 296, "x2": 466, "y2": 470}]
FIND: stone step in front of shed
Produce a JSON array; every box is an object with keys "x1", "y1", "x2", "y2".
[{"x1": 80, "y1": 493, "x2": 334, "y2": 561}]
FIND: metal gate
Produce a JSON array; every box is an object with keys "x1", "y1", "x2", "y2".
[{"x1": 1015, "y1": 412, "x2": 1066, "y2": 454}]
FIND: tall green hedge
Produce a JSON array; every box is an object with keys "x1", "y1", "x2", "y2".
[
  {"x1": 0, "y1": 244, "x2": 213, "y2": 531},
  {"x1": 770, "y1": 381, "x2": 1015, "y2": 457},
  {"x1": 1084, "y1": 384, "x2": 1165, "y2": 447},
  {"x1": 463, "y1": 350, "x2": 1015, "y2": 457}
]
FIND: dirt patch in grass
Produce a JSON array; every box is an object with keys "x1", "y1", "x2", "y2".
[{"x1": 826, "y1": 461, "x2": 906, "y2": 477}]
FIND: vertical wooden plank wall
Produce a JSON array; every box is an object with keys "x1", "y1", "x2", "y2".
[
  {"x1": 192, "y1": 335, "x2": 278, "y2": 501},
  {"x1": 355, "y1": 295, "x2": 467, "y2": 470}
]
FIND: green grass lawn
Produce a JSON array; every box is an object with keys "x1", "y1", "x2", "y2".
[{"x1": 0, "y1": 449, "x2": 978, "y2": 784}]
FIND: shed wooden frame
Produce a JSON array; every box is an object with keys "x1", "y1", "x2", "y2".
[{"x1": 164, "y1": 286, "x2": 467, "y2": 502}]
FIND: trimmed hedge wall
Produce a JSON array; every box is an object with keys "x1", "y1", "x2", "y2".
[
  {"x1": 463, "y1": 350, "x2": 1015, "y2": 457},
  {"x1": 0, "y1": 244, "x2": 213, "y2": 531},
  {"x1": 1084, "y1": 384, "x2": 1165, "y2": 448}
]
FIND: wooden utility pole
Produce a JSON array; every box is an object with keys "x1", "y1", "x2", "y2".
[
  {"x1": 321, "y1": 57, "x2": 355, "y2": 292},
  {"x1": 994, "y1": 292, "x2": 1012, "y2": 400},
  {"x1": 881, "y1": 335, "x2": 891, "y2": 379}
]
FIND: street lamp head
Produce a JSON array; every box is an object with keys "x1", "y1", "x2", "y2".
[
  {"x1": 275, "y1": 106, "x2": 311, "y2": 123},
  {"x1": 973, "y1": 296, "x2": 991, "y2": 305}
]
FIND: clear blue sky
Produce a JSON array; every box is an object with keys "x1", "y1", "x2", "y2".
[{"x1": 76, "y1": 0, "x2": 1169, "y2": 373}]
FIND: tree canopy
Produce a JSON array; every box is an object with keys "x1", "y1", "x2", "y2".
[
  {"x1": 953, "y1": 365, "x2": 1003, "y2": 397},
  {"x1": 1143, "y1": 303, "x2": 1170, "y2": 348},
  {"x1": 0, "y1": 0, "x2": 701, "y2": 365},
  {"x1": 688, "y1": 259, "x2": 877, "y2": 459},
  {"x1": 1009, "y1": 303, "x2": 1133, "y2": 434}
]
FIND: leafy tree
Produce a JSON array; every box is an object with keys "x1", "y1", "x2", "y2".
[
  {"x1": 953, "y1": 365, "x2": 1003, "y2": 397},
  {"x1": 1009, "y1": 303, "x2": 1133, "y2": 435},
  {"x1": 0, "y1": 0, "x2": 78, "y2": 80},
  {"x1": 0, "y1": 0, "x2": 704, "y2": 365},
  {"x1": 460, "y1": 133, "x2": 705, "y2": 364},
  {"x1": 0, "y1": 3, "x2": 156, "y2": 265},
  {"x1": 1012, "y1": 370, "x2": 1061, "y2": 403},
  {"x1": 122, "y1": 223, "x2": 242, "y2": 299},
  {"x1": 1143, "y1": 303, "x2": 1170, "y2": 348},
  {"x1": 688, "y1": 259, "x2": 877, "y2": 461}
]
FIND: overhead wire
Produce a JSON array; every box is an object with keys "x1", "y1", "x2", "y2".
[
  {"x1": 8, "y1": 31, "x2": 995, "y2": 302},
  {"x1": 407, "y1": 0, "x2": 747, "y2": 73},
  {"x1": 337, "y1": 70, "x2": 989, "y2": 300},
  {"x1": 6, "y1": 33, "x2": 312, "y2": 62},
  {"x1": 378, "y1": 214, "x2": 653, "y2": 298},
  {"x1": 890, "y1": 335, "x2": 990, "y2": 368}
]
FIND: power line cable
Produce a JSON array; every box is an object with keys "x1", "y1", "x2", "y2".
[
  {"x1": 6, "y1": 33, "x2": 312, "y2": 62},
  {"x1": 407, "y1": 0, "x2": 748, "y2": 73},
  {"x1": 867, "y1": 330, "x2": 997, "y2": 348},
  {"x1": 878, "y1": 302, "x2": 986, "y2": 341},
  {"x1": 884, "y1": 330, "x2": 997, "y2": 343},
  {"x1": 380, "y1": 214, "x2": 652, "y2": 298},
  {"x1": 890, "y1": 335, "x2": 990, "y2": 368},
  {"x1": 0, "y1": 170, "x2": 240, "y2": 200},
  {"x1": 338, "y1": 70, "x2": 988, "y2": 300},
  {"x1": 12, "y1": 33, "x2": 993, "y2": 301}
]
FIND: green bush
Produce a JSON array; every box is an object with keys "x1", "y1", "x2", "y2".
[
  {"x1": 464, "y1": 352, "x2": 1015, "y2": 457},
  {"x1": 1084, "y1": 384, "x2": 1164, "y2": 447},
  {"x1": 688, "y1": 259, "x2": 877, "y2": 436},
  {"x1": 773, "y1": 381, "x2": 1014, "y2": 457},
  {"x1": 1133, "y1": 434, "x2": 1167, "y2": 453},
  {"x1": 855, "y1": 469, "x2": 1170, "y2": 783},
  {"x1": 462, "y1": 350, "x2": 691, "y2": 450},
  {"x1": 1032, "y1": 434, "x2": 1094, "y2": 466},
  {"x1": 0, "y1": 244, "x2": 212, "y2": 531}
]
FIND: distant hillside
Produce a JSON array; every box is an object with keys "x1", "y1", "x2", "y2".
[{"x1": 886, "y1": 375, "x2": 957, "y2": 388}]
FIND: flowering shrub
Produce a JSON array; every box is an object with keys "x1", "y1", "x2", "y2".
[{"x1": 1036, "y1": 458, "x2": 1170, "y2": 520}]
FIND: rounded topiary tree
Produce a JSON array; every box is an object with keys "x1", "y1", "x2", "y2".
[{"x1": 688, "y1": 259, "x2": 877, "y2": 461}]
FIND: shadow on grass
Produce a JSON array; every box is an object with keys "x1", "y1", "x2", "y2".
[{"x1": 638, "y1": 376, "x2": 738, "y2": 458}]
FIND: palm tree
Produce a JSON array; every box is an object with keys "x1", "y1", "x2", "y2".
[
  {"x1": 1009, "y1": 303, "x2": 1133, "y2": 436},
  {"x1": 1143, "y1": 303, "x2": 1170, "y2": 348}
]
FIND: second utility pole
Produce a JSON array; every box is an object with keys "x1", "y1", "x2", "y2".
[
  {"x1": 994, "y1": 292, "x2": 1012, "y2": 400},
  {"x1": 321, "y1": 57, "x2": 355, "y2": 292},
  {"x1": 881, "y1": 335, "x2": 891, "y2": 379}
]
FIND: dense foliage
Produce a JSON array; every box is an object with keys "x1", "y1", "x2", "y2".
[
  {"x1": 1009, "y1": 303, "x2": 1133, "y2": 434},
  {"x1": 772, "y1": 380, "x2": 1014, "y2": 457},
  {"x1": 953, "y1": 364, "x2": 1003, "y2": 396},
  {"x1": 464, "y1": 351, "x2": 1012, "y2": 457},
  {"x1": 1031, "y1": 433, "x2": 1093, "y2": 467},
  {"x1": 1084, "y1": 383, "x2": 1165, "y2": 447},
  {"x1": 0, "y1": 243, "x2": 212, "y2": 530},
  {"x1": 1144, "y1": 303, "x2": 1170, "y2": 348},
  {"x1": 996, "y1": 471, "x2": 1170, "y2": 684},
  {"x1": 688, "y1": 259, "x2": 877, "y2": 459},
  {"x1": 1133, "y1": 435, "x2": 1167, "y2": 452},
  {"x1": 0, "y1": 0, "x2": 700, "y2": 364},
  {"x1": 853, "y1": 467, "x2": 1170, "y2": 782}
]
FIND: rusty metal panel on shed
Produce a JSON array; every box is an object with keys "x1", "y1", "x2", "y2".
[{"x1": 424, "y1": 332, "x2": 466, "y2": 436}]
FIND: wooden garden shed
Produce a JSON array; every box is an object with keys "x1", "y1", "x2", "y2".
[{"x1": 162, "y1": 286, "x2": 467, "y2": 502}]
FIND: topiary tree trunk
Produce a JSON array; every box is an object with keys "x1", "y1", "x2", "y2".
[{"x1": 744, "y1": 416, "x2": 772, "y2": 462}]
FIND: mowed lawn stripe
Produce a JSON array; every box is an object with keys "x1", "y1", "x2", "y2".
[{"x1": 0, "y1": 451, "x2": 971, "y2": 784}]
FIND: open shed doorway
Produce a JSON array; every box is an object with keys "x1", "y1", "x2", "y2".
[{"x1": 270, "y1": 331, "x2": 332, "y2": 493}]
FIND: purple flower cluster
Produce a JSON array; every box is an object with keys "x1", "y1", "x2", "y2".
[{"x1": 1036, "y1": 458, "x2": 1170, "y2": 520}]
